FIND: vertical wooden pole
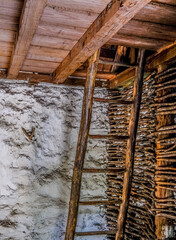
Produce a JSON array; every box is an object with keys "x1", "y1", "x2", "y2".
[
  {"x1": 64, "y1": 50, "x2": 100, "y2": 240},
  {"x1": 115, "y1": 49, "x2": 146, "y2": 240}
]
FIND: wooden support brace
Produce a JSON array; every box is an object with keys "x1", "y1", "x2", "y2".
[
  {"x1": 64, "y1": 50, "x2": 100, "y2": 240},
  {"x1": 115, "y1": 49, "x2": 146, "y2": 240}
]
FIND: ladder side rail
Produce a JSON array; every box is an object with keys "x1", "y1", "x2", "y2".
[
  {"x1": 115, "y1": 49, "x2": 146, "y2": 240},
  {"x1": 64, "y1": 50, "x2": 100, "y2": 240}
]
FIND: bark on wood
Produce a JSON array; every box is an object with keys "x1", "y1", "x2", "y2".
[
  {"x1": 155, "y1": 65, "x2": 175, "y2": 240},
  {"x1": 115, "y1": 49, "x2": 146, "y2": 240},
  {"x1": 64, "y1": 50, "x2": 100, "y2": 240}
]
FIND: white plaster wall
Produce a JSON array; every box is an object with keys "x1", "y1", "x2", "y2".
[{"x1": 0, "y1": 80, "x2": 109, "y2": 240}]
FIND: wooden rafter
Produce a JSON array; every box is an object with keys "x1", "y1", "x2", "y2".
[
  {"x1": 8, "y1": 0, "x2": 47, "y2": 79},
  {"x1": 107, "y1": 33, "x2": 172, "y2": 51},
  {"x1": 0, "y1": 70, "x2": 108, "y2": 88},
  {"x1": 116, "y1": 49, "x2": 146, "y2": 240},
  {"x1": 53, "y1": 0, "x2": 152, "y2": 83}
]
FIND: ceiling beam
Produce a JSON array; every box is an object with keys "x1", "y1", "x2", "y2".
[
  {"x1": 8, "y1": 0, "x2": 47, "y2": 79},
  {"x1": 53, "y1": 0, "x2": 152, "y2": 83},
  {"x1": 1, "y1": 70, "x2": 108, "y2": 88},
  {"x1": 107, "y1": 33, "x2": 172, "y2": 51}
]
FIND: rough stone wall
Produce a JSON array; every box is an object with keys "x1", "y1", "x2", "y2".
[{"x1": 0, "y1": 80, "x2": 109, "y2": 240}]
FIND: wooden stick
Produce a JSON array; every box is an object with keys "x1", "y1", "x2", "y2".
[
  {"x1": 155, "y1": 64, "x2": 175, "y2": 238},
  {"x1": 64, "y1": 50, "x2": 100, "y2": 240},
  {"x1": 93, "y1": 98, "x2": 133, "y2": 104},
  {"x1": 115, "y1": 49, "x2": 146, "y2": 240},
  {"x1": 83, "y1": 168, "x2": 125, "y2": 173},
  {"x1": 79, "y1": 200, "x2": 121, "y2": 205},
  {"x1": 75, "y1": 230, "x2": 116, "y2": 236},
  {"x1": 89, "y1": 134, "x2": 129, "y2": 140}
]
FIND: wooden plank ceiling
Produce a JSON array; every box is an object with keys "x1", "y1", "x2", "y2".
[{"x1": 0, "y1": 0, "x2": 175, "y2": 83}]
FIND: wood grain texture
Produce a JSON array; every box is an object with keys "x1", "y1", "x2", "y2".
[
  {"x1": 54, "y1": 0, "x2": 152, "y2": 83},
  {"x1": 119, "y1": 19, "x2": 176, "y2": 41},
  {"x1": 1, "y1": 70, "x2": 107, "y2": 88},
  {"x1": 153, "y1": 0, "x2": 176, "y2": 6},
  {"x1": 64, "y1": 50, "x2": 100, "y2": 240},
  {"x1": 108, "y1": 34, "x2": 172, "y2": 50},
  {"x1": 27, "y1": 46, "x2": 68, "y2": 63},
  {"x1": 36, "y1": 22, "x2": 85, "y2": 40},
  {"x1": 147, "y1": 44, "x2": 176, "y2": 70},
  {"x1": 110, "y1": 44, "x2": 176, "y2": 88},
  {"x1": 0, "y1": 29, "x2": 15, "y2": 43},
  {"x1": 134, "y1": 2, "x2": 176, "y2": 26},
  {"x1": 72, "y1": 70, "x2": 116, "y2": 80},
  {"x1": 0, "y1": 42, "x2": 13, "y2": 57},
  {"x1": 0, "y1": 0, "x2": 23, "y2": 17},
  {"x1": 110, "y1": 68, "x2": 136, "y2": 88},
  {"x1": 41, "y1": 5, "x2": 98, "y2": 29},
  {"x1": 155, "y1": 65, "x2": 175, "y2": 239},
  {"x1": 21, "y1": 59, "x2": 60, "y2": 73},
  {"x1": 32, "y1": 34, "x2": 76, "y2": 50},
  {"x1": 21, "y1": 65, "x2": 56, "y2": 74},
  {"x1": 116, "y1": 50, "x2": 146, "y2": 240},
  {"x1": 8, "y1": 0, "x2": 47, "y2": 78},
  {"x1": 47, "y1": 0, "x2": 111, "y2": 14}
]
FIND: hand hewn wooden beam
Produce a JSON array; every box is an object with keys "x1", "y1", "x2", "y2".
[
  {"x1": 115, "y1": 49, "x2": 146, "y2": 240},
  {"x1": 0, "y1": 70, "x2": 108, "y2": 88},
  {"x1": 8, "y1": 0, "x2": 47, "y2": 79},
  {"x1": 53, "y1": 0, "x2": 152, "y2": 83},
  {"x1": 64, "y1": 50, "x2": 100, "y2": 240}
]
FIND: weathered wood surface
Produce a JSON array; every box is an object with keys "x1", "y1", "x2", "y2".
[
  {"x1": 0, "y1": 70, "x2": 108, "y2": 88},
  {"x1": 54, "y1": 0, "x2": 152, "y2": 83},
  {"x1": 110, "y1": 44, "x2": 176, "y2": 88},
  {"x1": 8, "y1": 0, "x2": 47, "y2": 78},
  {"x1": 108, "y1": 33, "x2": 171, "y2": 51},
  {"x1": 107, "y1": 74, "x2": 156, "y2": 239},
  {"x1": 115, "y1": 49, "x2": 146, "y2": 240},
  {"x1": 64, "y1": 50, "x2": 100, "y2": 240},
  {"x1": 119, "y1": 19, "x2": 176, "y2": 42},
  {"x1": 1, "y1": 0, "x2": 176, "y2": 73},
  {"x1": 134, "y1": 1, "x2": 176, "y2": 26},
  {"x1": 89, "y1": 134, "x2": 129, "y2": 140},
  {"x1": 110, "y1": 67, "x2": 136, "y2": 88},
  {"x1": 75, "y1": 230, "x2": 116, "y2": 236},
  {"x1": 154, "y1": 66, "x2": 175, "y2": 239},
  {"x1": 147, "y1": 44, "x2": 176, "y2": 70},
  {"x1": 153, "y1": 0, "x2": 176, "y2": 5},
  {"x1": 83, "y1": 168, "x2": 125, "y2": 173},
  {"x1": 79, "y1": 200, "x2": 121, "y2": 205}
]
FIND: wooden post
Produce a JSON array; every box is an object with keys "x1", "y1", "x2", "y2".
[
  {"x1": 115, "y1": 49, "x2": 146, "y2": 240},
  {"x1": 64, "y1": 50, "x2": 100, "y2": 240}
]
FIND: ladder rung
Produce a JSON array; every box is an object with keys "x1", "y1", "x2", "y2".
[
  {"x1": 79, "y1": 200, "x2": 121, "y2": 205},
  {"x1": 75, "y1": 230, "x2": 116, "y2": 236},
  {"x1": 99, "y1": 59, "x2": 136, "y2": 68},
  {"x1": 83, "y1": 168, "x2": 125, "y2": 173},
  {"x1": 93, "y1": 98, "x2": 133, "y2": 104},
  {"x1": 89, "y1": 134, "x2": 129, "y2": 140}
]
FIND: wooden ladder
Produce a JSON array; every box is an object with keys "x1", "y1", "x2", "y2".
[{"x1": 64, "y1": 49, "x2": 146, "y2": 240}]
